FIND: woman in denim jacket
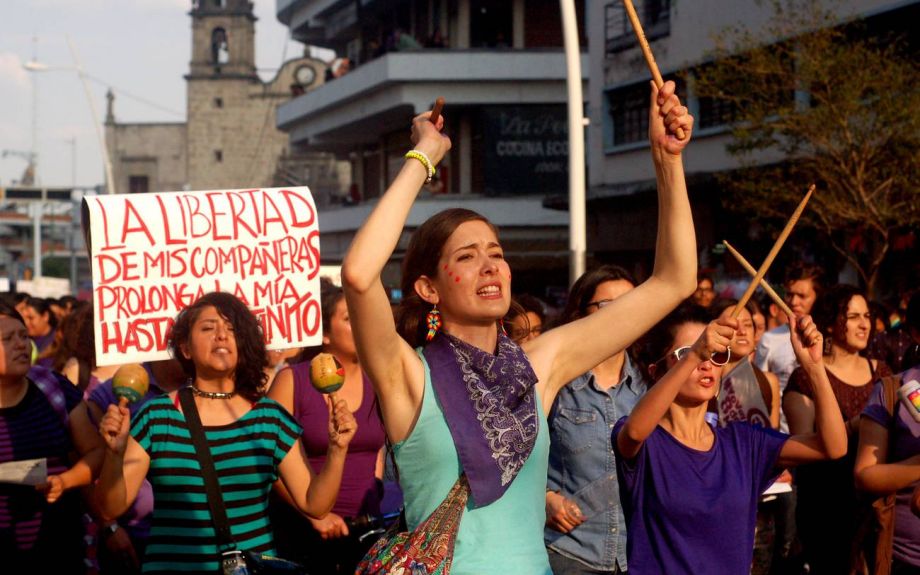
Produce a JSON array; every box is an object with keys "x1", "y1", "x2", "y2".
[{"x1": 546, "y1": 265, "x2": 648, "y2": 575}]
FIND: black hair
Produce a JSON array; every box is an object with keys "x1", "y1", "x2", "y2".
[
  {"x1": 24, "y1": 296, "x2": 58, "y2": 329},
  {"x1": 636, "y1": 303, "x2": 711, "y2": 380},
  {"x1": 0, "y1": 301, "x2": 26, "y2": 327},
  {"x1": 560, "y1": 265, "x2": 638, "y2": 325},
  {"x1": 167, "y1": 292, "x2": 268, "y2": 402},
  {"x1": 812, "y1": 284, "x2": 873, "y2": 350}
]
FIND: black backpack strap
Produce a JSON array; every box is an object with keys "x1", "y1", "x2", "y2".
[{"x1": 178, "y1": 387, "x2": 237, "y2": 553}]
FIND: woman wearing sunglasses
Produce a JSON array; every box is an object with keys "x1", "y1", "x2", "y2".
[{"x1": 613, "y1": 304, "x2": 847, "y2": 574}]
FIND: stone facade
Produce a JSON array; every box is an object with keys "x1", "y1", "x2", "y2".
[{"x1": 106, "y1": 0, "x2": 334, "y2": 195}]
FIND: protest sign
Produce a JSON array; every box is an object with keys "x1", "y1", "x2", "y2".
[{"x1": 84, "y1": 187, "x2": 322, "y2": 366}]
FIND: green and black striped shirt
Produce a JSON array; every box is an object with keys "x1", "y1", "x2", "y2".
[{"x1": 131, "y1": 395, "x2": 301, "y2": 573}]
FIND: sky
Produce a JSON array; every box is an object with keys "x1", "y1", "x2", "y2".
[{"x1": 0, "y1": 0, "x2": 313, "y2": 190}]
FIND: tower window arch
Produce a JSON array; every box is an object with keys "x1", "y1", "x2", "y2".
[{"x1": 211, "y1": 28, "x2": 229, "y2": 64}]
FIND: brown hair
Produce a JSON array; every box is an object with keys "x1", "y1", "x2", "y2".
[{"x1": 397, "y1": 208, "x2": 498, "y2": 347}]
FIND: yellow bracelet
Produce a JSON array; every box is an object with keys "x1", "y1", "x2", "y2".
[{"x1": 405, "y1": 150, "x2": 435, "y2": 183}]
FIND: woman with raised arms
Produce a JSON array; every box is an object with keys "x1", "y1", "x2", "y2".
[
  {"x1": 341, "y1": 81, "x2": 696, "y2": 574},
  {"x1": 96, "y1": 292, "x2": 357, "y2": 573},
  {"x1": 613, "y1": 305, "x2": 847, "y2": 574}
]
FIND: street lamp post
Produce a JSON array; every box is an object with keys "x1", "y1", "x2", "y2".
[
  {"x1": 560, "y1": 0, "x2": 587, "y2": 286},
  {"x1": 23, "y1": 36, "x2": 117, "y2": 195}
]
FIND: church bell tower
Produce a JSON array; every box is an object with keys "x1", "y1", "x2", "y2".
[{"x1": 188, "y1": 0, "x2": 258, "y2": 80}]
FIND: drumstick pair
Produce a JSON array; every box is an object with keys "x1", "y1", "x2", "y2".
[{"x1": 710, "y1": 185, "x2": 814, "y2": 365}]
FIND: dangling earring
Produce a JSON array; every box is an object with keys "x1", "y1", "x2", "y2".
[
  {"x1": 426, "y1": 305, "x2": 442, "y2": 342},
  {"x1": 499, "y1": 319, "x2": 508, "y2": 337},
  {"x1": 823, "y1": 336, "x2": 832, "y2": 356}
]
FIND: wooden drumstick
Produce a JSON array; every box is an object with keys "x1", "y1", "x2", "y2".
[
  {"x1": 723, "y1": 240, "x2": 795, "y2": 319},
  {"x1": 622, "y1": 0, "x2": 686, "y2": 140},
  {"x1": 731, "y1": 185, "x2": 815, "y2": 319},
  {"x1": 429, "y1": 97, "x2": 445, "y2": 125}
]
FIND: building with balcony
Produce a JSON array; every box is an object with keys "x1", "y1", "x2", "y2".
[{"x1": 276, "y1": 0, "x2": 586, "y2": 297}]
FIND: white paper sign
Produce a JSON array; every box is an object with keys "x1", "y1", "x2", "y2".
[
  {"x1": 84, "y1": 187, "x2": 323, "y2": 366},
  {"x1": 17, "y1": 276, "x2": 71, "y2": 298}
]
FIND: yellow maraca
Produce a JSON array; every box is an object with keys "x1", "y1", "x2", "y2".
[
  {"x1": 310, "y1": 353, "x2": 345, "y2": 397},
  {"x1": 112, "y1": 363, "x2": 150, "y2": 406},
  {"x1": 310, "y1": 353, "x2": 345, "y2": 433}
]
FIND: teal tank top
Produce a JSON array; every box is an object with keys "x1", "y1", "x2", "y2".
[{"x1": 392, "y1": 351, "x2": 552, "y2": 575}]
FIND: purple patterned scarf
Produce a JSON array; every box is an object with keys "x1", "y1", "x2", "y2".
[{"x1": 423, "y1": 331, "x2": 540, "y2": 507}]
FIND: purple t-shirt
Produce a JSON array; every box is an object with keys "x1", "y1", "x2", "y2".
[
  {"x1": 612, "y1": 418, "x2": 788, "y2": 574},
  {"x1": 861, "y1": 369, "x2": 920, "y2": 568}
]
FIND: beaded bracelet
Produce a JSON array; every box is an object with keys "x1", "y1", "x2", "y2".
[{"x1": 405, "y1": 150, "x2": 435, "y2": 183}]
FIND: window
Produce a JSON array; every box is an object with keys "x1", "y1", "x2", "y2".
[
  {"x1": 214, "y1": 150, "x2": 223, "y2": 162},
  {"x1": 211, "y1": 28, "x2": 229, "y2": 64},
  {"x1": 128, "y1": 175, "x2": 149, "y2": 194},
  {"x1": 605, "y1": 0, "x2": 670, "y2": 55},
  {"x1": 608, "y1": 83, "x2": 649, "y2": 146},
  {"x1": 606, "y1": 79, "x2": 685, "y2": 147},
  {"x1": 214, "y1": 97, "x2": 223, "y2": 108}
]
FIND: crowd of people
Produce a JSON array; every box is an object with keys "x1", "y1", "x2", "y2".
[{"x1": 0, "y1": 80, "x2": 918, "y2": 575}]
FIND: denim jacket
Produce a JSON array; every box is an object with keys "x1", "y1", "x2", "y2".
[{"x1": 545, "y1": 354, "x2": 647, "y2": 571}]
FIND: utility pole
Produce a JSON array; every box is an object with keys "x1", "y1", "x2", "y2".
[{"x1": 560, "y1": 0, "x2": 586, "y2": 286}]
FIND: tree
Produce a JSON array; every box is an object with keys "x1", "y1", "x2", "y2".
[{"x1": 692, "y1": 0, "x2": 919, "y2": 296}]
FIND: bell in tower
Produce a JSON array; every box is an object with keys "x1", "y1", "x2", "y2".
[{"x1": 188, "y1": 0, "x2": 257, "y2": 79}]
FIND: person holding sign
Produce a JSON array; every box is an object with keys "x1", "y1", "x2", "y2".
[
  {"x1": 341, "y1": 82, "x2": 696, "y2": 574},
  {"x1": 269, "y1": 281, "x2": 386, "y2": 574},
  {"x1": 96, "y1": 292, "x2": 357, "y2": 573},
  {"x1": 612, "y1": 304, "x2": 847, "y2": 574},
  {"x1": 0, "y1": 301, "x2": 98, "y2": 572}
]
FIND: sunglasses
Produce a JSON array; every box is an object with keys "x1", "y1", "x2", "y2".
[
  {"x1": 655, "y1": 345, "x2": 731, "y2": 368},
  {"x1": 654, "y1": 345, "x2": 693, "y2": 368},
  {"x1": 586, "y1": 299, "x2": 614, "y2": 310}
]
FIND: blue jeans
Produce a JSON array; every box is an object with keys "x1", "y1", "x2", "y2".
[{"x1": 548, "y1": 549, "x2": 624, "y2": 575}]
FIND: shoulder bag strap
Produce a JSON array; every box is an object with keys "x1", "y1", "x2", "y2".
[{"x1": 178, "y1": 387, "x2": 237, "y2": 553}]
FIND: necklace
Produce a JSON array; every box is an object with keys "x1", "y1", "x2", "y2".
[{"x1": 190, "y1": 386, "x2": 235, "y2": 400}]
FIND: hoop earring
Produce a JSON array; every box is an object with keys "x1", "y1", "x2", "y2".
[{"x1": 426, "y1": 305, "x2": 442, "y2": 342}]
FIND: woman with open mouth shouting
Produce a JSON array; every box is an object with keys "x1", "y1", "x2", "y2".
[{"x1": 342, "y1": 80, "x2": 696, "y2": 574}]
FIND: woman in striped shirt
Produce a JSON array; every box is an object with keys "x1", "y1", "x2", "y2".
[{"x1": 96, "y1": 292, "x2": 357, "y2": 573}]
